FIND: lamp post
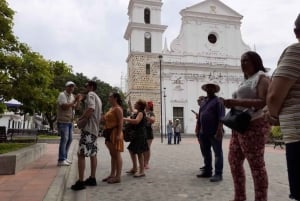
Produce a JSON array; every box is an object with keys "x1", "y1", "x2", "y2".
[
  {"x1": 158, "y1": 55, "x2": 163, "y2": 143},
  {"x1": 163, "y1": 87, "x2": 167, "y2": 138}
]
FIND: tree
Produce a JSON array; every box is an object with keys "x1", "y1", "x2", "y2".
[{"x1": 0, "y1": 0, "x2": 126, "y2": 131}]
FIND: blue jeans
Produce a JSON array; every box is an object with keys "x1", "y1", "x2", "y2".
[
  {"x1": 167, "y1": 132, "x2": 173, "y2": 144},
  {"x1": 58, "y1": 123, "x2": 73, "y2": 161},
  {"x1": 286, "y1": 141, "x2": 300, "y2": 200},
  {"x1": 174, "y1": 132, "x2": 181, "y2": 144},
  {"x1": 199, "y1": 133, "x2": 223, "y2": 175}
]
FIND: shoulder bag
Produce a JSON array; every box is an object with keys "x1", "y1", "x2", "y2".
[{"x1": 221, "y1": 108, "x2": 251, "y2": 134}]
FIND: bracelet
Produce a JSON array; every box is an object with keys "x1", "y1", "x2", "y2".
[{"x1": 270, "y1": 115, "x2": 279, "y2": 120}]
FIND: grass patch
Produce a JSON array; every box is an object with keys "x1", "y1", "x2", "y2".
[
  {"x1": 0, "y1": 143, "x2": 34, "y2": 154},
  {"x1": 38, "y1": 135, "x2": 60, "y2": 139}
]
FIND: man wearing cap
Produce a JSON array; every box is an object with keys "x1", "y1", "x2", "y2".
[
  {"x1": 196, "y1": 83, "x2": 225, "y2": 182},
  {"x1": 266, "y1": 14, "x2": 300, "y2": 200},
  {"x1": 57, "y1": 81, "x2": 80, "y2": 166}
]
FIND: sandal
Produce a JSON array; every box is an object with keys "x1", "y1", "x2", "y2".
[
  {"x1": 125, "y1": 169, "x2": 137, "y2": 174},
  {"x1": 107, "y1": 177, "x2": 121, "y2": 184},
  {"x1": 133, "y1": 172, "x2": 145, "y2": 178},
  {"x1": 102, "y1": 176, "x2": 113, "y2": 182}
]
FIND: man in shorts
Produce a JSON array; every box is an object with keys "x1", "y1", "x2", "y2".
[{"x1": 71, "y1": 80, "x2": 102, "y2": 191}]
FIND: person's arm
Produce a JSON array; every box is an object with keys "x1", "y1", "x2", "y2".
[
  {"x1": 267, "y1": 76, "x2": 296, "y2": 117},
  {"x1": 215, "y1": 100, "x2": 225, "y2": 140},
  {"x1": 80, "y1": 108, "x2": 94, "y2": 119},
  {"x1": 60, "y1": 94, "x2": 81, "y2": 110},
  {"x1": 79, "y1": 93, "x2": 95, "y2": 120},
  {"x1": 124, "y1": 111, "x2": 143, "y2": 124},
  {"x1": 127, "y1": 98, "x2": 133, "y2": 113},
  {"x1": 147, "y1": 113, "x2": 155, "y2": 124},
  {"x1": 224, "y1": 76, "x2": 269, "y2": 109},
  {"x1": 115, "y1": 107, "x2": 123, "y2": 139}
]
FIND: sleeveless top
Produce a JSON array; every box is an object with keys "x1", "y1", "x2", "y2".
[
  {"x1": 132, "y1": 110, "x2": 147, "y2": 131},
  {"x1": 233, "y1": 71, "x2": 268, "y2": 120},
  {"x1": 104, "y1": 107, "x2": 124, "y2": 152}
]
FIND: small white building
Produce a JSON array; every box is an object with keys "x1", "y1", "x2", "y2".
[{"x1": 124, "y1": 0, "x2": 250, "y2": 134}]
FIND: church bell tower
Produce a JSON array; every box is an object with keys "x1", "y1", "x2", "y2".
[{"x1": 124, "y1": 0, "x2": 167, "y2": 132}]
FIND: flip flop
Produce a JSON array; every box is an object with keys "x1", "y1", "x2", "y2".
[
  {"x1": 126, "y1": 169, "x2": 137, "y2": 174},
  {"x1": 133, "y1": 173, "x2": 146, "y2": 178},
  {"x1": 102, "y1": 176, "x2": 113, "y2": 182}
]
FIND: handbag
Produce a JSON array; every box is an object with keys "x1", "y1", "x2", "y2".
[
  {"x1": 123, "y1": 123, "x2": 136, "y2": 142},
  {"x1": 102, "y1": 128, "x2": 113, "y2": 139},
  {"x1": 221, "y1": 108, "x2": 251, "y2": 134}
]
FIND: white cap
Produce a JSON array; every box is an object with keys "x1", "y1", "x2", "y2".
[{"x1": 65, "y1": 81, "x2": 75, "y2": 87}]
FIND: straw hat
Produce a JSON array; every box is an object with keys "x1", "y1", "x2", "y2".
[{"x1": 201, "y1": 83, "x2": 220, "y2": 93}]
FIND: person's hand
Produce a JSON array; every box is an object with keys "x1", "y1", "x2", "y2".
[
  {"x1": 116, "y1": 134, "x2": 121, "y2": 141},
  {"x1": 263, "y1": 106, "x2": 280, "y2": 125},
  {"x1": 76, "y1": 94, "x2": 84, "y2": 101},
  {"x1": 214, "y1": 129, "x2": 223, "y2": 141}
]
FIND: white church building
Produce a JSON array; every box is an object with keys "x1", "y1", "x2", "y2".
[{"x1": 124, "y1": 0, "x2": 250, "y2": 135}]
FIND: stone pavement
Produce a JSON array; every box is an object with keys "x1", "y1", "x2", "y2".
[{"x1": 62, "y1": 136, "x2": 289, "y2": 201}]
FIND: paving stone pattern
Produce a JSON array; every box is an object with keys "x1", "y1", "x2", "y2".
[{"x1": 62, "y1": 137, "x2": 289, "y2": 201}]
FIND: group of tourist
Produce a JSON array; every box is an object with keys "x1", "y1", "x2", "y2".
[
  {"x1": 56, "y1": 79, "x2": 156, "y2": 190},
  {"x1": 166, "y1": 118, "x2": 182, "y2": 144},
  {"x1": 55, "y1": 14, "x2": 300, "y2": 200},
  {"x1": 194, "y1": 14, "x2": 300, "y2": 201}
]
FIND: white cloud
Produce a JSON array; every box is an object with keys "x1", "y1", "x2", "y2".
[{"x1": 6, "y1": 0, "x2": 300, "y2": 87}]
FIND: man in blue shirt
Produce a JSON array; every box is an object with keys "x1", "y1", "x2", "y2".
[{"x1": 196, "y1": 83, "x2": 225, "y2": 182}]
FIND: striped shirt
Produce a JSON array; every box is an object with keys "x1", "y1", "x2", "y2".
[{"x1": 273, "y1": 42, "x2": 300, "y2": 143}]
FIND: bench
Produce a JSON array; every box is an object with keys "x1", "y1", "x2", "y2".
[
  {"x1": 273, "y1": 138, "x2": 285, "y2": 149},
  {"x1": 7, "y1": 128, "x2": 38, "y2": 143}
]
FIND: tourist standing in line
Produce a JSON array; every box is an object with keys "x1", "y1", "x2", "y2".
[
  {"x1": 166, "y1": 120, "x2": 173, "y2": 145},
  {"x1": 196, "y1": 83, "x2": 225, "y2": 182},
  {"x1": 57, "y1": 81, "x2": 80, "y2": 166},
  {"x1": 124, "y1": 99, "x2": 148, "y2": 178},
  {"x1": 173, "y1": 119, "x2": 181, "y2": 144},
  {"x1": 102, "y1": 92, "x2": 124, "y2": 184},
  {"x1": 266, "y1": 14, "x2": 300, "y2": 201},
  {"x1": 71, "y1": 81, "x2": 102, "y2": 190},
  {"x1": 144, "y1": 101, "x2": 155, "y2": 169},
  {"x1": 194, "y1": 96, "x2": 206, "y2": 171},
  {"x1": 223, "y1": 51, "x2": 270, "y2": 200}
]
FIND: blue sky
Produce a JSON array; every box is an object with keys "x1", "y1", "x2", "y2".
[{"x1": 7, "y1": 0, "x2": 300, "y2": 87}]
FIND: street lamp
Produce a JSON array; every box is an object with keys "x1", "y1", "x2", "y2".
[
  {"x1": 158, "y1": 55, "x2": 163, "y2": 143},
  {"x1": 163, "y1": 87, "x2": 167, "y2": 139}
]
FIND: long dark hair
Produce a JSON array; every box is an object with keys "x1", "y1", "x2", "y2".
[
  {"x1": 243, "y1": 51, "x2": 267, "y2": 73},
  {"x1": 111, "y1": 92, "x2": 122, "y2": 107}
]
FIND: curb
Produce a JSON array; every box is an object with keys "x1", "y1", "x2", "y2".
[{"x1": 43, "y1": 139, "x2": 77, "y2": 201}]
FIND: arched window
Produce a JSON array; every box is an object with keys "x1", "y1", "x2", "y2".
[
  {"x1": 144, "y1": 8, "x2": 150, "y2": 24},
  {"x1": 144, "y1": 32, "x2": 151, "y2": 52}
]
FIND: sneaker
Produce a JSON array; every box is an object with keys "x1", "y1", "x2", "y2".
[
  {"x1": 57, "y1": 160, "x2": 70, "y2": 166},
  {"x1": 210, "y1": 174, "x2": 223, "y2": 182},
  {"x1": 71, "y1": 180, "x2": 86, "y2": 191},
  {"x1": 196, "y1": 172, "x2": 212, "y2": 178},
  {"x1": 84, "y1": 177, "x2": 97, "y2": 186},
  {"x1": 66, "y1": 159, "x2": 72, "y2": 164}
]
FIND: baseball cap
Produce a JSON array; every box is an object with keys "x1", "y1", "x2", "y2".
[{"x1": 65, "y1": 81, "x2": 75, "y2": 87}]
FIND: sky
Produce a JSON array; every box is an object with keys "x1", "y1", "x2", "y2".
[{"x1": 6, "y1": 0, "x2": 300, "y2": 88}]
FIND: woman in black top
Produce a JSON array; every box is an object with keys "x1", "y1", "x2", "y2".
[
  {"x1": 124, "y1": 99, "x2": 148, "y2": 177},
  {"x1": 144, "y1": 101, "x2": 155, "y2": 169}
]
